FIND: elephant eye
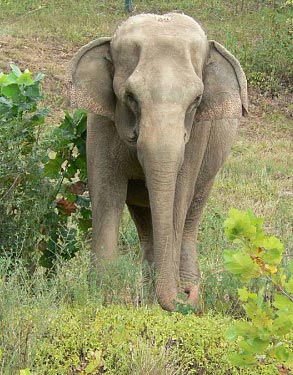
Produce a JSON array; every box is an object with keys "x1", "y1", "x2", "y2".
[
  {"x1": 125, "y1": 92, "x2": 139, "y2": 111},
  {"x1": 187, "y1": 95, "x2": 202, "y2": 113}
]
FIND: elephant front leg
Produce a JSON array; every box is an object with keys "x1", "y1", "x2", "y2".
[
  {"x1": 87, "y1": 115, "x2": 128, "y2": 264},
  {"x1": 91, "y1": 176, "x2": 127, "y2": 263}
]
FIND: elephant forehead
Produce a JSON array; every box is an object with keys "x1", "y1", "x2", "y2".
[{"x1": 111, "y1": 13, "x2": 206, "y2": 51}]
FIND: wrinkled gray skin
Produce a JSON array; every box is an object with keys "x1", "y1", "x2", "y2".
[{"x1": 70, "y1": 13, "x2": 248, "y2": 311}]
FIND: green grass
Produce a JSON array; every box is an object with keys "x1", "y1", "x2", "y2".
[
  {"x1": 0, "y1": 0, "x2": 292, "y2": 373},
  {"x1": 1, "y1": 0, "x2": 292, "y2": 90},
  {"x1": 2, "y1": 257, "x2": 289, "y2": 374}
]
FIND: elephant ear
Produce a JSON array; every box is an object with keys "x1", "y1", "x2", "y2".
[
  {"x1": 195, "y1": 40, "x2": 248, "y2": 122},
  {"x1": 69, "y1": 37, "x2": 115, "y2": 121}
]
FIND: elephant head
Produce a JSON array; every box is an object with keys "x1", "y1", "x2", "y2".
[{"x1": 69, "y1": 13, "x2": 248, "y2": 310}]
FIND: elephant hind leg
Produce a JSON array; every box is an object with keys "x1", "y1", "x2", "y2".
[
  {"x1": 127, "y1": 205, "x2": 154, "y2": 265},
  {"x1": 127, "y1": 205, "x2": 155, "y2": 301}
]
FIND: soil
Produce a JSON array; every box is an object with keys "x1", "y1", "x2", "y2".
[{"x1": 0, "y1": 35, "x2": 76, "y2": 122}]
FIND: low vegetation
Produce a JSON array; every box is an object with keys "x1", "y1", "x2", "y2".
[
  {"x1": 1, "y1": 249, "x2": 291, "y2": 374},
  {"x1": 224, "y1": 209, "x2": 293, "y2": 371},
  {"x1": 0, "y1": 0, "x2": 292, "y2": 374}
]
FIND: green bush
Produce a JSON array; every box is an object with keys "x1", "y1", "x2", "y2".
[
  {"x1": 0, "y1": 64, "x2": 91, "y2": 268},
  {"x1": 40, "y1": 109, "x2": 90, "y2": 268},
  {"x1": 224, "y1": 209, "x2": 293, "y2": 371},
  {"x1": 0, "y1": 64, "x2": 50, "y2": 265}
]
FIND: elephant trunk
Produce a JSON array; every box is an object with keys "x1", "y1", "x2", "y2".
[{"x1": 137, "y1": 122, "x2": 185, "y2": 311}]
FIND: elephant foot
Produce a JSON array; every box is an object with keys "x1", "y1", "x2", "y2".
[
  {"x1": 155, "y1": 277, "x2": 200, "y2": 312},
  {"x1": 179, "y1": 276, "x2": 201, "y2": 309},
  {"x1": 179, "y1": 244, "x2": 201, "y2": 309},
  {"x1": 184, "y1": 283, "x2": 200, "y2": 303}
]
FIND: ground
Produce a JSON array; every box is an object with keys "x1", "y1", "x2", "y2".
[{"x1": 0, "y1": 35, "x2": 72, "y2": 122}]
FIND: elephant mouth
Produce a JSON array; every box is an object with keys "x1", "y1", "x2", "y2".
[{"x1": 126, "y1": 135, "x2": 138, "y2": 146}]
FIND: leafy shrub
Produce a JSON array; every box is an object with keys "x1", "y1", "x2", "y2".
[
  {"x1": 40, "y1": 109, "x2": 90, "y2": 268},
  {"x1": 224, "y1": 209, "x2": 293, "y2": 372},
  {"x1": 0, "y1": 64, "x2": 90, "y2": 268},
  {"x1": 0, "y1": 64, "x2": 50, "y2": 265}
]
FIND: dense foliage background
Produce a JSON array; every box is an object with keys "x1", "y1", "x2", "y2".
[{"x1": 0, "y1": 0, "x2": 292, "y2": 373}]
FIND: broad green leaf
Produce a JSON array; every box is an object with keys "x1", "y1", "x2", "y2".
[
  {"x1": 284, "y1": 278, "x2": 293, "y2": 294},
  {"x1": 1, "y1": 83, "x2": 21, "y2": 101},
  {"x1": 74, "y1": 110, "x2": 87, "y2": 136},
  {"x1": 285, "y1": 351, "x2": 293, "y2": 367},
  {"x1": 66, "y1": 161, "x2": 78, "y2": 178},
  {"x1": 4, "y1": 72, "x2": 18, "y2": 84},
  {"x1": 233, "y1": 320, "x2": 256, "y2": 338},
  {"x1": 223, "y1": 250, "x2": 260, "y2": 282},
  {"x1": 35, "y1": 72, "x2": 45, "y2": 81},
  {"x1": 76, "y1": 195, "x2": 90, "y2": 208},
  {"x1": 78, "y1": 217, "x2": 92, "y2": 232},
  {"x1": 17, "y1": 71, "x2": 34, "y2": 86},
  {"x1": 76, "y1": 155, "x2": 86, "y2": 173},
  {"x1": 273, "y1": 294, "x2": 293, "y2": 312},
  {"x1": 259, "y1": 238, "x2": 284, "y2": 265},
  {"x1": 0, "y1": 72, "x2": 8, "y2": 85},
  {"x1": 223, "y1": 208, "x2": 292, "y2": 370},
  {"x1": 238, "y1": 287, "x2": 249, "y2": 302},
  {"x1": 239, "y1": 338, "x2": 269, "y2": 354},
  {"x1": 263, "y1": 264, "x2": 278, "y2": 274},
  {"x1": 238, "y1": 288, "x2": 258, "y2": 303},
  {"x1": 271, "y1": 269, "x2": 287, "y2": 287},
  {"x1": 25, "y1": 83, "x2": 41, "y2": 99},
  {"x1": 273, "y1": 293, "x2": 293, "y2": 324},
  {"x1": 275, "y1": 346, "x2": 289, "y2": 362},
  {"x1": 43, "y1": 156, "x2": 64, "y2": 178},
  {"x1": 272, "y1": 315, "x2": 293, "y2": 335},
  {"x1": 224, "y1": 208, "x2": 264, "y2": 242},
  {"x1": 39, "y1": 250, "x2": 54, "y2": 268},
  {"x1": 10, "y1": 63, "x2": 22, "y2": 77},
  {"x1": 80, "y1": 207, "x2": 91, "y2": 219},
  {"x1": 225, "y1": 325, "x2": 237, "y2": 341},
  {"x1": 246, "y1": 209, "x2": 264, "y2": 235},
  {"x1": 262, "y1": 236, "x2": 283, "y2": 251},
  {"x1": 65, "y1": 192, "x2": 77, "y2": 203},
  {"x1": 254, "y1": 315, "x2": 274, "y2": 330},
  {"x1": 228, "y1": 352, "x2": 257, "y2": 367},
  {"x1": 60, "y1": 111, "x2": 75, "y2": 135}
]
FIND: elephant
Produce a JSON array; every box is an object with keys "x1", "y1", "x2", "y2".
[{"x1": 69, "y1": 13, "x2": 248, "y2": 311}]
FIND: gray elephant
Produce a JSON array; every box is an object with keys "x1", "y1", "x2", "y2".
[{"x1": 69, "y1": 13, "x2": 248, "y2": 311}]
